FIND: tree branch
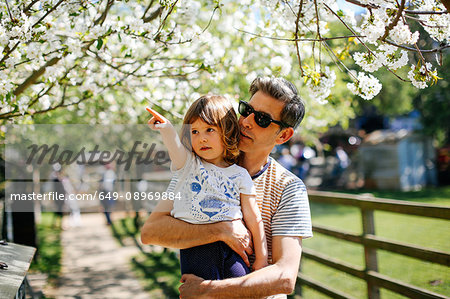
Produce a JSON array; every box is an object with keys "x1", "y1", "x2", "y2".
[
  {"x1": 343, "y1": 0, "x2": 378, "y2": 9},
  {"x1": 380, "y1": 0, "x2": 406, "y2": 41},
  {"x1": 323, "y1": 2, "x2": 409, "y2": 82},
  {"x1": 0, "y1": 41, "x2": 20, "y2": 65},
  {"x1": 5, "y1": 0, "x2": 14, "y2": 21},
  {"x1": 142, "y1": 0, "x2": 156, "y2": 18},
  {"x1": 143, "y1": 6, "x2": 163, "y2": 23},
  {"x1": 94, "y1": 0, "x2": 114, "y2": 26},
  {"x1": 404, "y1": 9, "x2": 449, "y2": 15},
  {"x1": 201, "y1": 4, "x2": 220, "y2": 34},
  {"x1": 154, "y1": 0, "x2": 178, "y2": 37},
  {"x1": 23, "y1": 0, "x2": 41, "y2": 15},
  {"x1": 322, "y1": 3, "x2": 375, "y2": 55},
  {"x1": 313, "y1": 0, "x2": 322, "y2": 69},
  {"x1": 439, "y1": 0, "x2": 450, "y2": 11},
  {"x1": 384, "y1": 39, "x2": 450, "y2": 53},
  {"x1": 32, "y1": 0, "x2": 65, "y2": 28},
  {"x1": 13, "y1": 56, "x2": 61, "y2": 97},
  {"x1": 295, "y1": 0, "x2": 304, "y2": 76},
  {"x1": 235, "y1": 28, "x2": 363, "y2": 42}
]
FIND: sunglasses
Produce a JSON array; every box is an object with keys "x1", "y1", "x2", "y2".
[{"x1": 238, "y1": 101, "x2": 290, "y2": 128}]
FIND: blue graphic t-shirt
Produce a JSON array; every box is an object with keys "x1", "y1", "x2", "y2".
[{"x1": 170, "y1": 152, "x2": 255, "y2": 224}]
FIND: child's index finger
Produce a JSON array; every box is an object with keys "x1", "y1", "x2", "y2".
[{"x1": 146, "y1": 107, "x2": 166, "y2": 123}]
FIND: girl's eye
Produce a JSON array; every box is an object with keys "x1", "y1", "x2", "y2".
[
  {"x1": 191, "y1": 130, "x2": 198, "y2": 134},
  {"x1": 207, "y1": 128, "x2": 215, "y2": 132}
]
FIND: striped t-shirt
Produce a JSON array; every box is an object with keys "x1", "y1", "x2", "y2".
[
  {"x1": 252, "y1": 156, "x2": 313, "y2": 264},
  {"x1": 166, "y1": 156, "x2": 313, "y2": 262}
]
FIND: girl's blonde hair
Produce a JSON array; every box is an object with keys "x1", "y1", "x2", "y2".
[{"x1": 181, "y1": 94, "x2": 240, "y2": 165}]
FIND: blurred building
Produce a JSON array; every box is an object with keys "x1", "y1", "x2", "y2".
[{"x1": 358, "y1": 130, "x2": 437, "y2": 191}]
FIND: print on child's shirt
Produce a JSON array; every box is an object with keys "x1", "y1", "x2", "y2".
[{"x1": 188, "y1": 164, "x2": 240, "y2": 222}]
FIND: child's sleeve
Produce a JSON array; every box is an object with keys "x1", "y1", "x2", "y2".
[
  {"x1": 170, "y1": 151, "x2": 193, "y2": 173},
  {"x1": 239, "y1": 168, "x2": 256, "y2": 196}
]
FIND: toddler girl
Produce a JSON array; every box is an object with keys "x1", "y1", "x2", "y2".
[{"x1": 147, "y1": 94, "x2": 267, "y2": 280}]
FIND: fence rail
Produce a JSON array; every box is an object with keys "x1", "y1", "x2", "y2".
[{"x1": 297, "y1": 190, "x2": 450, "y2": 299}]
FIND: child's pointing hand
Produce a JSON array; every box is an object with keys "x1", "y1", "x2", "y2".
[{"x1": 146, "y1": 107, "x2": 170, "y2": 130}]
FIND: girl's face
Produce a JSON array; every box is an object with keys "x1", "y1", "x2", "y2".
[{"x1": 190, "y1": 118, "x2": 227, "y2": 167}]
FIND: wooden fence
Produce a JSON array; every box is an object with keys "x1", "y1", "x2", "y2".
[{"x1": 296, "y1": 190, "x2": 450, "y2": 299}]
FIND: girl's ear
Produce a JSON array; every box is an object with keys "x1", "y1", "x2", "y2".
[{"x1": 275, "y1": 127, "x2": 294, "y2": 145}]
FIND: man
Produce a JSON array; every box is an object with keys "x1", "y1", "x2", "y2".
[{"x1": 141, "y1": 77, "x2": 312, "y2": 298}]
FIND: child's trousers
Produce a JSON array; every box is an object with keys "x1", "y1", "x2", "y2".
[{"x1": 180, "y1": 241, "x2": 250, "y2": 280}]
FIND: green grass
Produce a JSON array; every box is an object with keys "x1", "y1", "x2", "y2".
[
  {"x1": 110, "y1": 188, "x2": 450, "y2": 299},
  {"x1": 29, "y1": 212, "x2": 62, "y2": 281},
  {"x1": 301, "y1": 187, "x2": 450, "y2": 299}
]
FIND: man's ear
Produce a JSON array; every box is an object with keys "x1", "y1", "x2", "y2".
[{"x1": 276, "y1": 127, "x2": 294, "y2": 145}]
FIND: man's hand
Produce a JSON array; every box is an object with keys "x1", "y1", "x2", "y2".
[
  {"x1": 179, "y1": 274, "x2": 213, "y2": 299},
  {"x1": 220, "y1": 219, "x2": 253, "y2": 267}
]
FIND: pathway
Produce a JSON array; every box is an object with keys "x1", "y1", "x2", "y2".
[{"x1": 52, "y1": 213, "x2": 149, "y2": 299}]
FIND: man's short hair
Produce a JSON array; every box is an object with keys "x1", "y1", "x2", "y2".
[{"x1": 249, "y1": 77, "x2": 305, "y2": 130}]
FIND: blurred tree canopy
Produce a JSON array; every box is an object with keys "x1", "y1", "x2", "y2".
[{"x1": 0, "y1": 0, "x2": 448, "y2": 144}]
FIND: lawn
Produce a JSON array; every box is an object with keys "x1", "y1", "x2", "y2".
[
  {"x1": 111, "y1": 187, "x2": 450, "y2": 299},
  {"x1": 29, "y1": 212, "x2": 62, "y2": 281},
  {"x1": 300, "y1": 187, "x2": 450, "y2": 299},
  {"x1": 28, "y1": 212, "x2": 63, "y2": 299}
]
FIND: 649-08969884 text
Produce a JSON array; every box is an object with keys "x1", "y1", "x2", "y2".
[{"x1": 98, "y1": 191, "x2": 181, "y2": 201}]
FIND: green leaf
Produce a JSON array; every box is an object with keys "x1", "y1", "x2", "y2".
[{"x1": 96, "y1": 38, "x2": 103, "y2": 50}]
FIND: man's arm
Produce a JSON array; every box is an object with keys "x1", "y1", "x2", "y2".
[
  {"x1": 179, "y1": 235, "x2": 303, "y2": 298},
  {"x1": 140, "y1": 200, "x2": 254, "y2": 265}
]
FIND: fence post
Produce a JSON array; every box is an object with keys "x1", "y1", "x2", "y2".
[
  {"x1": 361, "y1": 206, "x2": 380, "y2": 299},
  {"x1": 297, "y1": 258, "x2": 303, "y2": 297}
]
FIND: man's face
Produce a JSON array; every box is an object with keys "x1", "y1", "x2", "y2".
[{"x1": 238, "y1": 91, "x2": 286, "y2": 154}]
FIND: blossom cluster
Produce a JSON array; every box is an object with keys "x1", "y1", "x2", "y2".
[
  {"x1": 0, "y1": 0, "x2": 448, "y2": 125},
  {"x1": 0, "y1": 0, "x2": 212, "y2": 118},
  {"x1": 414, "y1": 0, "x2": 450, "y2": 42},
  {"x1": 347, "y1": 72, "x2": 382, "y2": 100},
  {"x1": 353, "y1": 44, "x2": 408, "y2": 73},
  {"x1": 304, "y1": 66, "x2": 336, "y2": 104},
  {"x1": 407, "y1": 62, "x2": 440, "y2": 89}
]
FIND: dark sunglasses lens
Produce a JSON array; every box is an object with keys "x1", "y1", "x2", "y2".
[
  {"x1": 239, "y1": 102, "x2": 250, "y2": 116},
  {"x1": 255, "y1": 113, "x2": 271, "y2": 128},
  {"x1": 239, "y1": 101, "x2": 274, "y2": 128}
]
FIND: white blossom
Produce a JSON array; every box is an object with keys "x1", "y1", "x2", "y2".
[
  {"x1": 0, "y1": 72, "x2": 13, "y2": 96},
  {"x1": 407, "y1": 62, "x2": 439, "y2": 89},
  {"x1": 347, "y1": 72, "x2": 382, "y2": 100},
  {"x1": 390, "y1": 22, "x2": 420, "y2": 45},
  {"x1": 305, "y1": 66, "x2": 336, "y2": 104},
  {"x1": 386, "y1": 50, "x2": 408, "y2": 70},
  {"x1": 0, "y1": 0, "x2": 447, "y2": 130},
  {"x1": 39, "y1": 95, "x2": 51, "y2": 110},
  {"x1": 415, "y1": 0, "x2": 449, "y2": 42},
  {"x1": 26, "y1": 43, "x2": 42, "y2": 60},
  {"x1": 66, "y1": 38, "x2": 83, "y2": 57},
  {"x1": 270, "y1": 56, "x2": 291, "y2": 76},
  {"x1": 359, "y1": 9, "x2": 389, "y2": 44},
  {"x1": 175, "y1": 1, "x2": 201, "y2": 25},
  {"x1": 353, "y1": 52, "x2": 383, "y2": 72},
  {"x1": 17, "y1": 96, "x2": 30, "y2": 114},
  {"x1": 0, "y1": 25, "x2": 9, "y2": 46}
]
